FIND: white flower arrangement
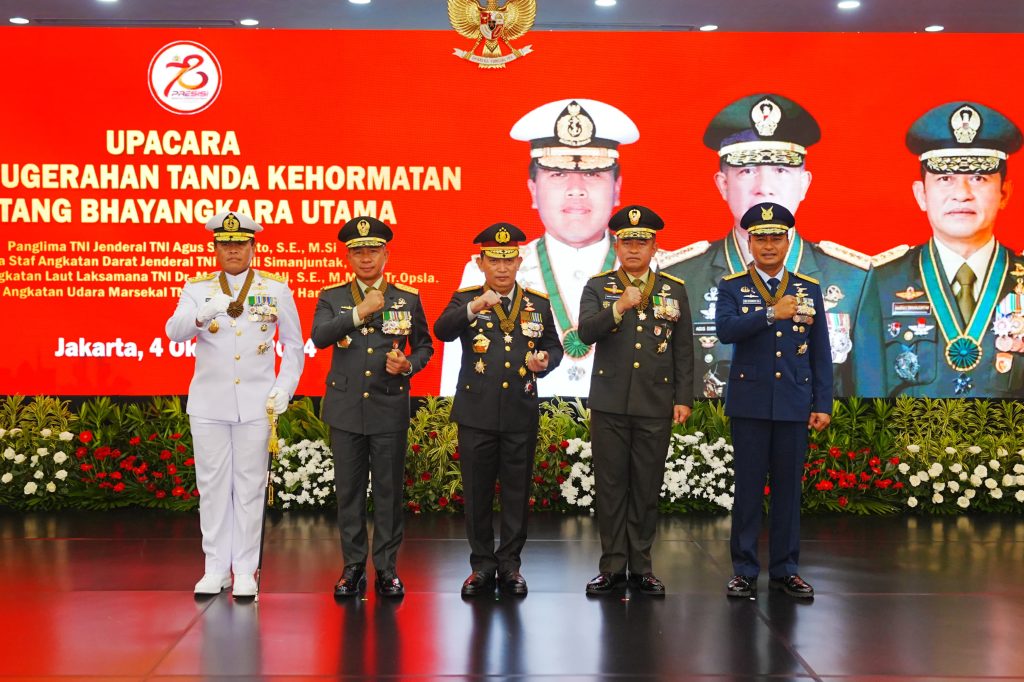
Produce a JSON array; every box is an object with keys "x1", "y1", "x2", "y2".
[
  {"x1": 661, "y1": 431, "x2": 735, "y2": 512},
  {"x1": 901, "y1": 441, "x2": 1024, "y2": 512},
  {"x1": 270, "y1": 439, "x2": 335, "y2": 510},
  {"x1": 560, "y1": 438, "x2": 595, "y2": 510}
]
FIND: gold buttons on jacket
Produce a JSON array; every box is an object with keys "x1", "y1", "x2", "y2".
[
  {"x1": 633, "y1": 361, "x2": 640, "y2": 369},
  {"x1": 636, "y1": 325, "x2": 643, "y2": 332},
  {"x1": 776, "y1": 331, "x2": 783, "y2": 338},
  {"x1": 775, "y1": 372, "x2": 782, "y2": 379},
  {"x1": 234, "y1": 354, "x2": 240, "y2": 360},
  {"x1": 234, "y1": 378, "x2": 240, "y2": 384},
  {"x1": 739, "y1": 373, "x2": 746, "y2": 379},
  {"x1": 367, "y1": 348, "x2": 374, "y2": 354},
  {"x1": 634, "y1": 343, "x2": 642, "y2": 350},
  {"x1": 363, "y1": 392, "x2": 369, "y2": 398},
  {"x1": 236, "y1": 330, "x2": 242, "y2": 337},
  {"x1": 776, "y1": 351, "x2": 782, "y2": 358},
  {"x1": 502, "y1": 381, "x2": 509, "y2": 389},
  {"x1": 364, "y1": 370, "x2": 372, "y2": 377},
  {"x1": 504, "y1": 361, "x2": 511, "y2": 368}
]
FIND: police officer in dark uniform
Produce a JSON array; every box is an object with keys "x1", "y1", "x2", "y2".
[
  {"x1": 716, "y1": 202, "x2": 833, "y2": 600},
  {"x1": 578, "y1": 205, "x2": 694, "y2": 596},
  {"x1": 434, "y1": 223, "x2": 563, "y2": 597},
  {"x1": 854, "y1": 101, "x2": 1024, "y2": 398},
  {"x1": 659, "y1": 93, "x2": 869, "y2": 399},
  {"x1": 311, "y1": 216, "x2": 434, "y2": 598}
]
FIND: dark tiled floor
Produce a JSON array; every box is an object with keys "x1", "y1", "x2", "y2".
[{"x1": 1, "y1": 510, "x2": 1022, "y2": 681}]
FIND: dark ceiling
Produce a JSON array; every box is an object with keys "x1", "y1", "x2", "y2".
[{"x1": 1, "y1": 0, "x2": 1022, "y2": 32}]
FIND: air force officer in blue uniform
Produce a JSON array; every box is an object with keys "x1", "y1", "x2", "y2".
[{"x1": 715, "y1": 203, "x2": 832, "y2": 599}]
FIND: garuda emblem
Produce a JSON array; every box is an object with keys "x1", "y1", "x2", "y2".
[{"x1": 449, "y1": 0, "x2": 536, "y2": 69}]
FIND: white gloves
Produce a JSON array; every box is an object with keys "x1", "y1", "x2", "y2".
[
  {"x1": 266, "y1": 388, "x2": 289, "y2": 415},
  {"x1": 197, "y1": 293, "x2": 233, "y2": 324}
]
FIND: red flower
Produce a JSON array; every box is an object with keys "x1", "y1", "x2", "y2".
[
  {"x1": 533, "y1": 475, "x2": 544, "y2": 484},
  {"x1": 452, "y1": 452, "x2": 460, "y2": 461},
  {"x1": 809, "y1": 443, "x2": 819, "y2": 450},
  {"x1": 858, "y1": 483, "x2": 869, "y2": 490},
  {"x1": 191, "y1": 490, "x2": 199, "y2": 497},
  {"x1": 96, "y1": 472, "x2": 107, "y2": 480},
  {"x1": 847, "y1": 452, "x2": 856, "y2": 460},
  {"x1": 411, "y1": 444, "x2": 422, "y2": 454},
  {"x1": 868, "y1": 456, "x2": 881, "y2": 467},
  {"x1": 548, "y1": 444, "x2": 558, "y2": 453},
  {"x1": 420, "y1": 472, "x2": 431, "y2": 481},
  {"x1": 541, "y1": 498, "x2": 551, "y2": 507},
  {"x1": 75, "y1": 447, "x2": 87, "y2": 459},
  {"x1": 167, "y1": 464, "x2": 178, "y2": 475},
  {"x1": 153, "y1": 472, "x2": 164, "y2": 479},
  {"x1": 176, "y1": 444, "x2": 187, "y2": 454},
  {"x1": 173, "y1": 476, "x2": 183, "y2": 485},
  {"x1": 159, "y1": 450, "x2": 172, "y2": 461},
  {"x1": 94, "y1": 446, "x2": 111, "y2": 460},
  {"x1": 112, "y1": 482, "x2": 126, "y2": 493},
  {"x1": 829, "y1": 446, "x2": 841, "y2": 458},
  {"x1": 155, "y1": 490, "x2": 167, "y2": 499},
  {"x1": 560, "y1": 461, "x2": 570, "y2": 469},
  {"x1": 860, "y1": 472, "x2": 871, "y2": 482},
  {"x1": 183, "y1": 458, "x2": 194, "y2": 467},
  {"x1": 428, "y1": 431, "x2": 438, "y2": 439},
  {"x1": 764, "y1": 485, "x2": 771, "y2": 495},
  {"x1": 438, "y1": 496, "x2": 449, "y2": 508},
  {"x1": 172, "y1": 486, "x2": 186, "y2": 497},
  {"x1": 79, "y1": 431, "x2": 94, "y2": 444},
  {"x1": 528, "y1": 497, "x2": 536, "y2": 507},
  {"x1": 815, "y1": 480, "x2": 835, "y2": 491},
  {"x1": 404, "y1": 477, "x2": 414, "y2": 487},
  {"x1": 556, "y1": 475, "x2": 566, "y2": 484},
  {"x1": 838, "y1": 496, "x2": 848, "y2": 507},
  {"x1": 170, "y1": 433, "x2": 182, "y2": 440},
  {"x1": 893, "y1": 482, "x2": 904, "y2": 490},
  {"x1": 146, "y1": 483, "x2": 156, "y2": 492},
  {"x1": 560, "y1": 440, "x2": 569, "y2": 449},
  {"x1": 875, "y1": 479, "x2": 893, "y2": 489},
  {"x1": 539, "y1": 461, "x2": 550, "y2": 470},
  {"x1": 137, "y1": 462, "x2": 148, "y2": 473},
  {"x1": 110, "y1": 472, "x2": 122, "y2": 481},
  {"x1": 889, "y1": 456, "x2": 901, "y2": 465},
  {"x1": 80, "y1": 463, "x2": 93, "y2": 472},
  {"x1": 148, "y1": 433, "x2": 158, "y2": 441},
  {"x1": 129, "y1": 436, "x2": 141, "y2": 446}
]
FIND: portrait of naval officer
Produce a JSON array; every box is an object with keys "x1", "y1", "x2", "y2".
[
  {"x1": 440, "y1": 98, "x2": 644, "y2": 397},
  {"x1": 659, "y1": 93, "x2": 871, "y2": 399},
  {"x1": 853, "y1": 101, "x2": 1024, "y2": 398}
]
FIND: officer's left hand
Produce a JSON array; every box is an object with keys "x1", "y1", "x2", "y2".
[
  {"x1": 266, "y1": 388, "x2": 289, "y2": 415},
  {"x1": 808, "y1": 412, "x2": 831, "y2": 432},
  {"x1": 526, "y1": 350, "x2": 549, "y2": 373},
  {"x1": 385, "y1": 348, "x2": 412, "y2": 375},
  {"x1": 673, "y1": 404, "x2": 691, "y2": 424}
]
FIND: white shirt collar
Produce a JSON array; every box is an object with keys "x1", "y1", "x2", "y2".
[
  {"x1": 933, "y1": 236, "x2": 995, "y2": 299},
  {"x1": 754, "y1": 265, "x2": 785, "y2": 287},
  {"x1": 223, "y1": 269, "x2": 250, "y2": 289}
]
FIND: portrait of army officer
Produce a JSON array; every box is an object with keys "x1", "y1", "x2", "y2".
[
  {"x1": 434, "y1": 223, "x2": 563, "y2": 597},
  {"x1": 311, "y1": 216, "x2": 434, "y2": 598},
  {"x1": 440, "y1": 98, "x2": 640, "y2": 397},
  {"x1": 853, "y1": 101, "x2": 1024, "y2": 398},
  {"x1": 715, "y1": 203, "x2": 832, "y2": 600},
  {"x1": 659, "y1": 93, "x2": 870, "y2": 399},
  {"x1": 578, "y1": 205, "x2": 694, "y2": 596}
]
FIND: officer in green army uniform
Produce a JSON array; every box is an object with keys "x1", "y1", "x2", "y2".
[
  {"x1": 311, "y1": 216, "x2": 434, "y2": 598},
  {"x1": 659, "y1": 93, "x2": 870, "y2": 399},
  {"x1": 578, "y1": 205, "x2": 694, "y2": 596},
  {"x1": 854, "y1": 102, "x2": 1024, "y2": 398}
]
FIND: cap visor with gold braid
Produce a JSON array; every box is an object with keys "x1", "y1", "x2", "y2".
[
  {"x1": 345, "y1": 219, "x2": 388, "y2": 248},
  {"x1": 743, "y1": 202, "x2": 793, "y2": 235}
]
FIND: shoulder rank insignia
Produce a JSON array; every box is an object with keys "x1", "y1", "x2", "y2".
[
  {"x1": 794, "y1": 272, "x2": 820, "y2": 285},
  {"x1": 658, "y1": 272, "x2": 685, "y2": 285},
  {"x1": 457, "y1": 284, "x2": 483, "y2": 293},
  {"x1": 187, "y1": 272, "x2": 217, "y2": 284},
  {"x1": 322, "y1": 281, "x2": 348, "y2": 291},
  {"x1": 259, "y1": 270, "x2": 289, "y2": 283},
  {"x1": 655, "y1": 240, "x2": 711, "y2": 269},
  {"x1": 816, "y1": 241, "x2": 872, "y2": 270},
  {"x1": 723, "y1": 271, "x2": 749, "y2": 281},
  {"x1": 592, "y1": 268, "x2": 617, "y2": 279},
  {"x1": 525, "y1": 287, "x2": 549, "y2": 299},
  {"x1": 872, "y1": 244, "x2": 911, "y2": 268},
  {"x1": 394, "y1": 283, "x2": 419, "y2": 295}
]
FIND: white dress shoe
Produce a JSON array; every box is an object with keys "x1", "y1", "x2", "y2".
[
  {"x1": 194, "y1": 573, "x2": 232, "y2": 595},
  {"x1": 232, "y1": 573, "x2": 258, "y2": 598}
]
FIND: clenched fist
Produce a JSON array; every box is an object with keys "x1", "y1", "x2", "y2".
[{"x1": 615, "y1": 286, "x2": 642, "y2": 314}]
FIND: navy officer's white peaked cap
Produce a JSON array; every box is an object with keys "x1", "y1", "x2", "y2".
[
  {"x1": 510, "y1": 98, "x2": 639, "y2": 171},
  {"x1": 204, "y1": 211, "x2": 263, "y2": 242}
]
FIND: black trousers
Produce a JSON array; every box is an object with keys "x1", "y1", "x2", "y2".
[
  {"x1": 590, "y1": 409, "x2": 672, "y2": 575},
  {"x1": 729, "y1": 417, "x2": 807, "y2": 578},
  {"x1": 457, "y1": 424, "x2": 537, "y2": 575},
  {"x1": 331, "y1": 427, "x2": 407, "y2": 572}
]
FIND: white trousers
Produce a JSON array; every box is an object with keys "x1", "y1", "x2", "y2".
[{"x1": 190, "y1": 416, "x2": 271, "y2": 576}]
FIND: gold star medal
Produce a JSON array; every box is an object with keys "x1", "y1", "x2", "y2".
[{"x1": 474, "y1": 359, "x2": 486, "y2": 374}]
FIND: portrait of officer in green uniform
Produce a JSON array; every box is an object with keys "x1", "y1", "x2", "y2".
[
  {"x1": 854, "y1": 102, "x2": 1024, "y2": 398},
  {"x1": 659, "y1": 93, "x2": 871, "y2": 399}
]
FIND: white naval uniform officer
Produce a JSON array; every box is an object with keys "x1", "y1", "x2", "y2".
[
  {"x1": 165, "y1": 211, "x2": 305, "y2": 598},
  {"x1": 440, "y1": 98, "x2": 659, "y2": 398}
]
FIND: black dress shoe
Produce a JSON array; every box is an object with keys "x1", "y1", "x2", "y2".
[
  {"x1": 585, "y1": 572, "x2": 627, "y2": 595},
  {"x1": 726, "y1": 575, "x2": 757, "y2": 598},
  {"x1": 770, "y1": 574, "x2": 814, "y2": 598},
  {"x1": 375, "y1": 569, "x2": 405, "y2": 598},
  {"x1": 333, "y1": 564, "x2": 366, "y2": 598},
  {"x1": 461, "y1": 570, "x2": 496, "y2": 597},
  {"x1": 498, "y1": 570, "x2": 528, "y2": 596},
  {"x1": 628, "y1": 572, "x2": 666, "y2": 595}
]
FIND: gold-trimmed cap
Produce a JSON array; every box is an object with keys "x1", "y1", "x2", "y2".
[
  {"x1": 907, "y1": 101, "x2": 1022, "y2": 174},
  {"x1": 205, "y1": 211, "x2": 263, "y2": 242},
  {"x1": 338, "y1": 216, "x2": 393, "y2": 248},
  {"x1": 608, "y1": 205, "x2": 664, "y2": 240},
  {"x1": 704, "y1": 93, "x2": 820, "y2": 168},
  {"x1": 742, "y1": 202, "x2": 794, "y2": 235},
  {"x1": 474, "y1": 222, "x2": 527, "y2": 259},
  {"x1": 510, "y1": 98, "x2": 639, "y2": 172}
]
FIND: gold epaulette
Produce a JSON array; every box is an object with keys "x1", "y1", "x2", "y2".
[
  {"x1": 393, "y1": 283, "x2": 419, "y2": 295},
  {"x1": 655, "y1": 240, "x2": 711, "y2": 269},
  {"x1": 723, "y1": 271, "x2": 748, "y2": 281},
  {"x1": 794, "y1": 272, "x2": 820, "y2": 285},
  {"x1": 187, "y1": 272, "x2": 217, "y2": 284},
  {"x1": 659, "y1": 272, "x2": 685, "y2": 285},
  {"x1": 872, "y1": 244, "x2": 911, "y2": 267},
  {"x1": 525, "y1": 287, "x2": 549, "y2": 299},
  {"x1": 457, "y1": 284, "x2": 482, "y2": 293},
  {"x1": 259, "y1": 270, "x2": 288, "y2": 283},
  {"x1": 322, "y1": 281, "x2": 348, "y2": 291},
  {"x1": 592, "y1": 268, "x2": 617, "y2": 279},
  {"x1": 817, "y1": 241, "x2": 872, "y2": 270}
]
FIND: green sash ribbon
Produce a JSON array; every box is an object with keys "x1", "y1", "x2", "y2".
[{"x1": 537, "y1": 237, "x2": 616, "y2": 359}]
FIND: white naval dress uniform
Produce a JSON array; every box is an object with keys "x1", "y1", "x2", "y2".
[
  {"x1": 166, "y1": 268, "x2": 304, "y2": 577},
  {"x1": 439, "y1": 233, "x2": 666, "y2": 398}
]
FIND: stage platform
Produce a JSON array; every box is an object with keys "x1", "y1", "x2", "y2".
[{"x1": 1, "y1": 510, "x2": 1023, "y2": 681}]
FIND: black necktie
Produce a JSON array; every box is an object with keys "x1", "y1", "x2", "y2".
[
  {"x1": 767, "y1": 277, "x2": 780, "y2": 295},
  {"x1": 502, "y1": 296, "x2": 512, "y2": 315}
]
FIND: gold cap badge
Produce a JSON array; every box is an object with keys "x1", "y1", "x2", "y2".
[
  {"x1": 357, "y1": 219, "x2": 370, "y2": 236},
  {"x1": 752, "y1": 98, "x2": 782, "y2": 137},
  {"x1": 222, "y1": 214, "x2": 240, "y2": 232},
  {"x1": 761, "y1": 205, "x2": 774, "y2": 221},
  {"x1": 555, "y1": 101, "x2": 595, "y2": 147},
  {"x1": 496, "y1": 227, "x2": 511, "y2": 244},
  {"x1": 628, "y1": 208, "x2": 642, "y2": 226}
]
